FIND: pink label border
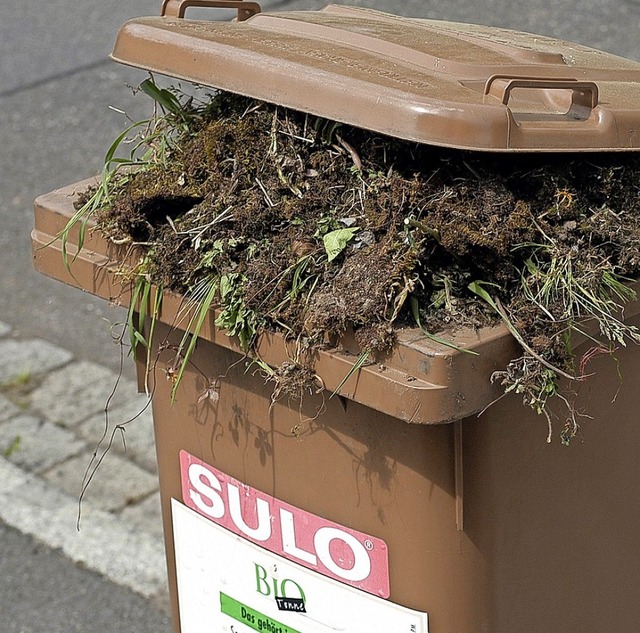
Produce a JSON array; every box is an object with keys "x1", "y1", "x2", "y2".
[{"x1": 180, "y1": 450, "x2": 390, "y2": 598}]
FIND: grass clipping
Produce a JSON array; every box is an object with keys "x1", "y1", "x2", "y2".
[{"x1": 73, "y1": 81, "x2": 640, "y2": 443}]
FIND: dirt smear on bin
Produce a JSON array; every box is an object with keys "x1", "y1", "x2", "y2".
[{"x1": 78, "y1": 89, "x2": 640, "y2": 442}]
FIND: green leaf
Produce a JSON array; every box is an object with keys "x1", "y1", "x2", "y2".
[
  {"x1": 3, "y1": 435, "x2": 21, "y2": 458},
  {"x1": 323, "y1": 227, "x2": 359, "y2": 262},
  {"x1": 410, "y1": 296, "x2": 478, "y2": 355},
  {"x1": 330, "y1": 350, "x2": 369, "y2": 399},
  {"x1": 139, "y1": 78, "x2": 184, "y2": 117},
  {"x1": 172, "y1": 280, "x2": 218, "y2": 401},
  {"x1": 104, "y1": 118, "x2": 150, "y2": 167},
  {"x1": 468, "y1": 280, "x2": 502, "y2": 311}
]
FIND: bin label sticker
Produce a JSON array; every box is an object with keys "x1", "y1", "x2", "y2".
[
  {"x1": 172, "y1": 499, "x2": 430, "y2": 633},
  {"x1": 180, "y1": 450, "x2": 390, "y2": 597}
]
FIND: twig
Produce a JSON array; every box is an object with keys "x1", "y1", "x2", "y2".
[
  {"x1": 335, "y1": 134, "x2": 362, "y2": 172},
  {"x1": 404, "y1": 218, "x2": 440, "y2": 241},
  {"x1": 494, "y1": 297, "x2": 580, "y2": 382}
]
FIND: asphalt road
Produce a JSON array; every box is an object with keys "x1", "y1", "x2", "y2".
[
  {"x1": 2, "y1": 0, "x2": 639, "y2": 631},
  {"x1": 0, "y1": 522, "x2": 170, "y2": 633}
]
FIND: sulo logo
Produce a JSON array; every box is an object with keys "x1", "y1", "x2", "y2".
[{"x1": 180, "y1": 450, "x2": 389, "y2": 597}]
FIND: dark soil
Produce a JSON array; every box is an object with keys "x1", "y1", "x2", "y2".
[{"x1": 79, "y1": 90, "x2": 640, "y2": 438}]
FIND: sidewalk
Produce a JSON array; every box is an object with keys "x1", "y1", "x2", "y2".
[{"x1": 0, "y1": 320, "x2": 168, "y2": 607}]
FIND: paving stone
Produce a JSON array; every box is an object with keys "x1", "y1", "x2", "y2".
[
  {"x1": 29, "y1": 360, "x2": 141, "y2": 428},
  {"x1": 120, "y1": 491, "x2": 165, "y2": 540},
  {"x1": 0, "y1": 393, "x2": 20, "y2": 421},
  {"x1": 0, "y1": 415, "x2": 86, "y2": 473},
  {"x1": 42, "y1": 450, "x2": 159, "y2": 512},
  {"x1": 77, "y1": 395, "x2": 157, "y2": 474},
  {"x1": 0, "y1": 339, "x2": 73, "y2": 385},
  {"x1": 0, "y1": 322, "x2": 10, "y2": 337}
]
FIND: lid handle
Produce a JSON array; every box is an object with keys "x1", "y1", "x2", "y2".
[
  {"x1": 161, "y1": 0, "x2": 261, "y2": 21},
  {"x1": 484, "y1": 75, "x2": 599, "y2": 114},
  {"x1": 483, "y1": 76, "x2": 616, "y2": 149}
]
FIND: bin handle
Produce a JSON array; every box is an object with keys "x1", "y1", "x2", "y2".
[
  {"x1": 161, "y1": 0, "x2": 262, "y2": 21},
  {"x1": 484, "y1": 75, "x2": 599, "y2": 114}
]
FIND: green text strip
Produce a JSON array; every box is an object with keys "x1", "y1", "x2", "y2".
[{"x1": 220, "y1": 592, "x2": 303, "y2": 633}]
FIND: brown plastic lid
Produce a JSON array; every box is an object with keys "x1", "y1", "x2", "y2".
[{"x1": 111, "y1": 1, "x2": 640, "y2": 152}]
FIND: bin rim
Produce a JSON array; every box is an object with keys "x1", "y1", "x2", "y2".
[{"x1": 32, "y1": 179, "x2": 640, "y2": 425}]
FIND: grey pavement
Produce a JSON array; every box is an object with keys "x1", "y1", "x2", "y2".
[
  {"x1": 0, "y1": 321, "x2": 170, "y2": 622},
  {"x1": 2, "y1": 0, "x2": 640, "y2": 631}
]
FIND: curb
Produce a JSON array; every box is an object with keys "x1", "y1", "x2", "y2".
[{"x1": 0, "y1": 457, "x2": 167, "y2": 599}]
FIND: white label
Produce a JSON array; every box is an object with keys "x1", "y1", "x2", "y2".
[{"x1": 172, "y1": 499, "x2": 429, "y2": 633}]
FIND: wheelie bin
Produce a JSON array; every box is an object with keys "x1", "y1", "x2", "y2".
[{"x1": 32, "y1": 3, "x2": 640, "y2": 632}]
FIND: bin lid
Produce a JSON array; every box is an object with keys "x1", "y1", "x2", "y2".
[{"x1": 111, "y1": 2, "x2": 640, "y2": 152}]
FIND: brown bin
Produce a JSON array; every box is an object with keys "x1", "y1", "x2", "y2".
[{"x1": 32, "y1": 4, "x2": 640, "y2": 633}]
